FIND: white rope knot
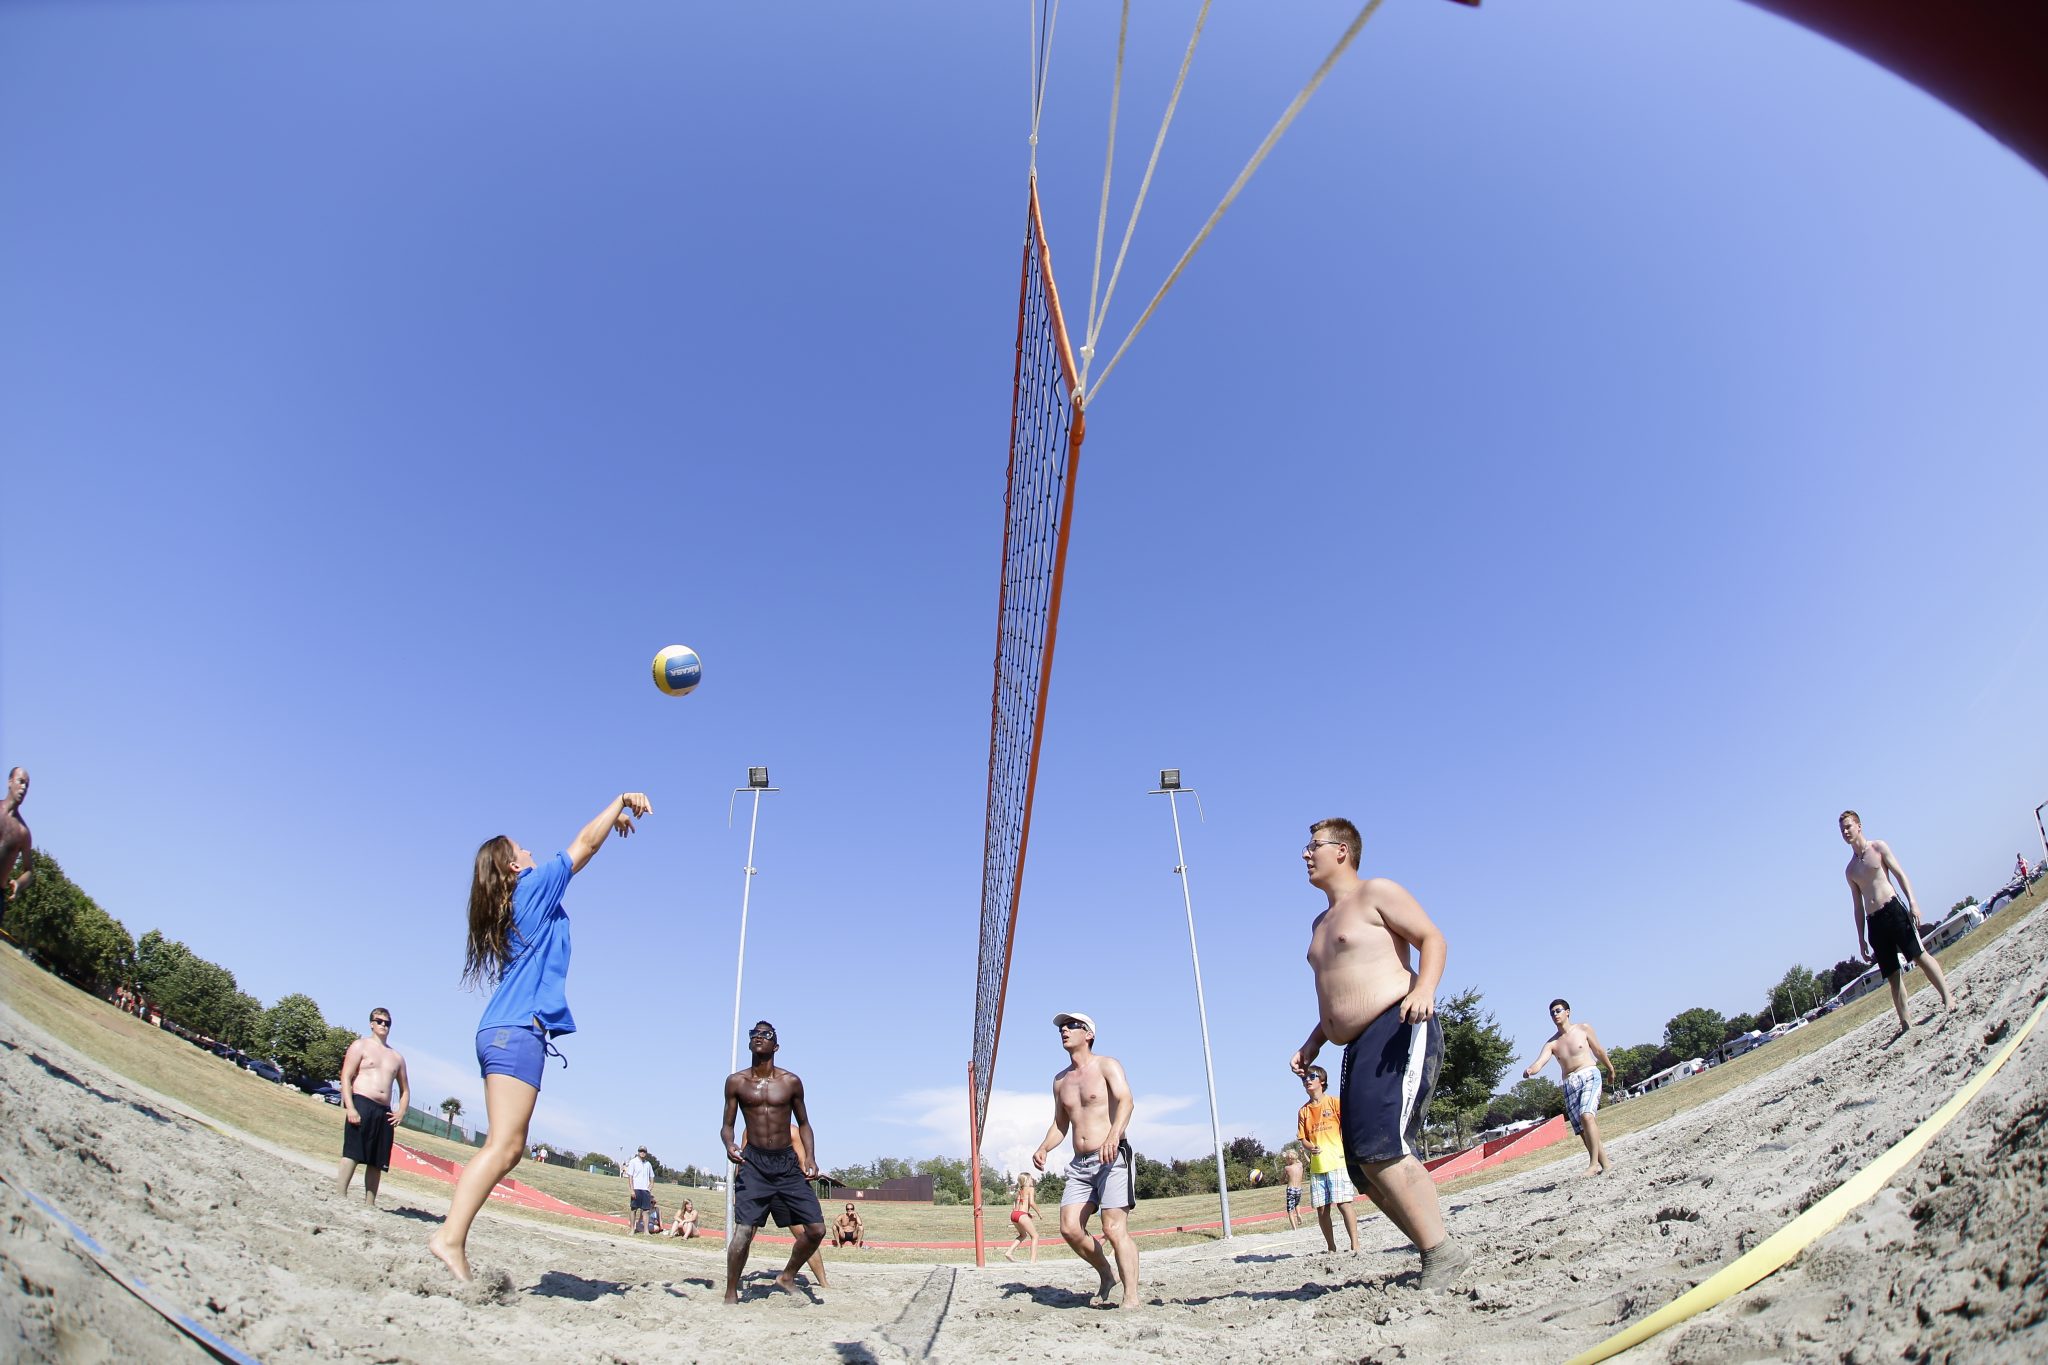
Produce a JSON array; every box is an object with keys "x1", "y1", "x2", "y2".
[
  {"x1": 1028, "y1": 133, "x2": 1038, "y2": 147},
  {"x1": 1079, "y1": 344, "x2": 1095, "y2": 361}
]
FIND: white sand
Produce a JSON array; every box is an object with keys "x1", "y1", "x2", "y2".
[{"x1": 5, "y1": 906, "x2": 2044, "y2": 1362}]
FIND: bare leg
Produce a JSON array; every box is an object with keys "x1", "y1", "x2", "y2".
[
  {"x1": 724, "y1": 1224, "x2": 758, "y2": 1304},
  {"x1": 1099, "y1": 1207, "x2": 1141, "y2": 1309},
  {"x1": 1029, "y1": 1225, "x2": 1039, "y2": 1264},
  {"x1": 1315, "y1": 1204, "x2": 1337, "y2": 1251},
  {"x1": 363, "y1": 1164, "x2": 382, "y2": 1205},
  {"x1": 1058, "y1": 1205, "x2": 1116, "y2": 1301},
  {"x1": 1887, "y1": 974, "x2": 1911, "y2": 1032},
  {"x1": 1338, "y1": 1199, "x2": 1360, "y2": 1251},
  {"x1": 1580, "y1": 1113, "x2": 1610, "y2": 1174},
  {"x1": 427, "y1": 1074, "x2": 539, "y2": 1282},
  {"x1": 1915, "y1": 953, "x2": 1955, "y2": 1012},
  {"x1": 1356, "y1": 1156, "x2": 1444, "y2": 1253},
  {"x1": 336, "y1": 1158, "x2": 359, "y2": 1198},
  {"x1": 786, "y1": 1228, "x2": 827, "y2": 1291}
]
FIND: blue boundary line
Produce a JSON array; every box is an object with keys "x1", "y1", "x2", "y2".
[{"x1": 1, "y1": 1168, "x2": 265, "y2": 1365}]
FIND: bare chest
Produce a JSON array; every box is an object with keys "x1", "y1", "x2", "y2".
[
  {"x1": 1307, "y1": 904, "x2": 1399, "y2": 971},
  {"x1": 1055, "y1": 1068, "x2": 1108, "y2": 1114}
]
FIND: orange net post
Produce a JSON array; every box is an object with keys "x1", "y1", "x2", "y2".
[{"x1": 970, "y1": 176, "x2": 1086, "y2": 1268}]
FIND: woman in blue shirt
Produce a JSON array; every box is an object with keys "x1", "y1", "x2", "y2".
[{"x1": 429, "y1": 791, "x2": 651, "y2": 1281}]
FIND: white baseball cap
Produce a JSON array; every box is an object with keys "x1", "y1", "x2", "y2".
[{"x1": 1052, "y1": 1011, "x2": 1096, "y2": 1034}]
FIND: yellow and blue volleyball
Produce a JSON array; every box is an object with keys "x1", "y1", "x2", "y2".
[{"x1": 651, "y1": 644, "x2": 703, "y2": 697}]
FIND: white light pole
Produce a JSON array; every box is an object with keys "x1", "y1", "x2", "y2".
[
  {"x1": 724, "y1": 765, "x2": 778, "y2": 1244},
  {"x1": 1149, "y1": 769, "x2": 1232, "y2": 1238},
  {"x1": 728, "y1": 767, "x2": 778, "y2": 1076},
  {"x1": 2034, "y1": 801, "x2": 2047, "y2": 867}
]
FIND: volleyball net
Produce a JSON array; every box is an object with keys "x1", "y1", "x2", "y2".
[{"x1": 968, "y1": 177, "x2": 1085, "y2": 1262}]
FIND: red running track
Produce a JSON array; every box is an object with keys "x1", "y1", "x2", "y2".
[{"x1": 392, "y1": 1120, "x2": 1567, "y2": 1250}]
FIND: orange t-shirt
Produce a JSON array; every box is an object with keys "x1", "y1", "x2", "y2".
[{"x1": 1297, "y1": 1096, "x2": 1345, "y2": 1174}]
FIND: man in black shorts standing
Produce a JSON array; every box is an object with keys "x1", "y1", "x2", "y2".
[
  {"x1": 1841, "y1": 810, "x2": 1955, "y2": 1035},
  {"x1": 336, "y1": 1007, "x2": 409, "y2": 1206},
  {"x1": 720, "y1": 1020, "x2": 826, "y2": 1304}
]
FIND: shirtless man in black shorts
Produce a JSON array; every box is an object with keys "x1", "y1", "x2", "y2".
[
  {"x1": 720, "y1": 1020, "x2": 826, "y2": 1304},
  {"x1": 1, "y1": 767, "x2": 34, "y2": 909},
  {"x1": 1290, "y1": 817, "x2": 1469, "y2": 1289},
  {"x1": 1841, "y1": 810, "x2": 1955, "y2": 1035}
]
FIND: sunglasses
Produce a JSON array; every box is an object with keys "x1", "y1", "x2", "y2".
[{"x1": 371, "y1": 1018, "x2": 392, "y2": 1026}]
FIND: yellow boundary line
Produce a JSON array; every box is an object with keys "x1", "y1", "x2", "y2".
[{"x1": 1564, "y1": 991, "x2": 2047, "y2": 1363}]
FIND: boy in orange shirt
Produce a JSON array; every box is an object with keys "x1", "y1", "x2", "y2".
[{"x1": 1296, "y1": 1067, "x2": 1359, "y2": 1252}]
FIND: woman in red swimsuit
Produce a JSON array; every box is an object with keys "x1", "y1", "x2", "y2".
[{"x1": 1002, "y1": 1172, "x2": 1039, "y2": 1263}]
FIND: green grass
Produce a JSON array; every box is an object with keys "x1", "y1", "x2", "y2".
[{"x1": 6, "y1": 879, "x2": 2040, "y2": 1263}]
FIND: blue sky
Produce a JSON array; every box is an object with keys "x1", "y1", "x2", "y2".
[{"x1": 5, "y1": 2, "x2": 2044, "y2": 1184}]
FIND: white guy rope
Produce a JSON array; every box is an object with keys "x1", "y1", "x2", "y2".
[
  {"x1": 1085, "y1": 0, "x2": 1391, "y2": 408},
  {"x1": 1028, "y1": 0, "x2": 1064, "y2": 178},
  {"x1": 1080, "y1": 0, "x2": 1132, "y2": 384},
  {"x1": 1078, "y1": 0, "x2": 1213, "y2": 398}
]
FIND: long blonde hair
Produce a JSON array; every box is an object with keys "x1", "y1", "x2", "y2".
[{"x1": 463, "y1": 835, "x2": 520, "y2": 989}]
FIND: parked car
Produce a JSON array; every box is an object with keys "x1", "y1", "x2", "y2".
[
  {"x1": 245, "y1": 1057, "x2": 286, "y2": 1084},
  {"x1": 313, "y1": 1081, "x2": 343, "y2": 1105}
]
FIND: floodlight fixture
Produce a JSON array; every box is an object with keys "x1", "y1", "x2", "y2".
[{"x1": 1159, "y1": 769, "x2": 1181, "y2": 790}]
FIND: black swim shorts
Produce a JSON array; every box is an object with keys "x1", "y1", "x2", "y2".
[
  {"x1": 341, "y1": 1094, "x2": 395, "y2": 1170},
  {"x1": 1339, "y1": 1001, "x2": 1443, "y2": 1173},
  {"x1": 1868, "y1": 898, "x2": 1925, "y2": 979},
  {"x1": 733, "y1": 1145, "x2": 824, "y2": 1230}
]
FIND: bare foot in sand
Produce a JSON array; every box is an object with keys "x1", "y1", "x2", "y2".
[
  {"x1": 1095, "y1": 1261, "x2": 1118, "y2": 1303},
  {"x1": 723, "y1": 1290, "x2": 742, "y2": 1306},
  {"x1": 426, "y1": 1233, "x2": 471, "y2": 1283},
  {"x1": 1584, "y1": 1162, "x2": 1604, "y2": 1177}
]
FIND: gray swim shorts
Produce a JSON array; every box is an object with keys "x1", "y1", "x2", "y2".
[{"x1": 1060, "y1": 1140, "x2": 1136, "y2": 1210}]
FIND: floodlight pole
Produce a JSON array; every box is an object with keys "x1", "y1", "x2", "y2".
[
  {"x1": 2035, "y1": 801, "x2": 2047, "y2": 866},
  {"x1": 728, "y1": 769, "x2": 779, "y2": 1076},
  {"x1": 724, "y1": 773, "x2": 778, "y2": 1080},
  {"x1": 1149, "y1": 772, "x2": 1231, "y2": 1239}
]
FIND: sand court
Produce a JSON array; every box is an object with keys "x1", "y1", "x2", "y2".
[{"x1": 6, "y1": 907, "x2": 2046, "y2": 1362}]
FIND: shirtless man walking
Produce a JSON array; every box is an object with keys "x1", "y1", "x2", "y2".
[
  {"x1": 1, "y1": 767, "x2": 34, "y2": 908},
  {"x1": 1032, "y1": 1011, "x2": 1141, "y2": 1309},
  {"x1": 1291, "y1": 817, "x2": 1469, "y2": 1289},
  {"x1": 1523, "y1": 999, "x2": 1616, "y2": 1175},
  {"x1": 337, "y1": 1007, "x2": 410, "y2": 1205},
  {"x1": 1841, "y1": 810, "x2": 1955, "y2": 1034},
  {"x1": 1281, "y1": 1147, "x2": 1306, "y2": 1231},
  {"x1": 720, "y1": 1020, "x2": 827, "y2": 1304}
]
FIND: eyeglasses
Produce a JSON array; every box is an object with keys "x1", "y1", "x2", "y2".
[{"x1": 1303, "y1": 840, "x2": 1344, "y2": 855}]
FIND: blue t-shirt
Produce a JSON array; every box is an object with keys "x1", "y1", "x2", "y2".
[{"x1": 476, "y1": 853, "x2": 577, "y2": 1036}]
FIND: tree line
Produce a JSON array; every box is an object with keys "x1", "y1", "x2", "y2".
[{"x1": 5, "y1": 848, "x2": 361, "y2": 1086}]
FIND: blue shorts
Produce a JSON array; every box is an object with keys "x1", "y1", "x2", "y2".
[{"x1": 476, "y1": 1023, "x2": 548, "y2": 1090}]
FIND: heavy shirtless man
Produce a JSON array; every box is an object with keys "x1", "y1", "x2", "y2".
[
  {"x1": 1290, "y1": 817, "x2": 1469, "y2": 1289},
  {"x1": 1031, "y1": 1011, "x2": 1141, "y2": 1309},
  {"x1": 1841, "y1": 810, "x2": 1955, "y2": 1034},
  {"x1": 1, "y1": 767, "x2": 34, "y2": 906},
  {"x1": 1522, "y1": 999, "x2": 1616, "y2": 1175},
  {"x1": 336, "y1": 1007, "x2": 410, "y2": 1205},
  {"x1": 719, "y1": 1020, "x2": 826, "y2": 1304}
]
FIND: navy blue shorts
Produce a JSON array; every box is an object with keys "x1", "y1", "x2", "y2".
[
  {"x1": 1339, "y1": 1002, "x2": 1444, "y2": 1170},
  {"x1": 476, "y1": 1023, "x2": 548, "y2": 1090}
]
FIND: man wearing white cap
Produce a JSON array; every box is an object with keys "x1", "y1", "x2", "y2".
[{"x1": 1031, "y1": 1011, "x2": 1141, "y2": 1309}]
